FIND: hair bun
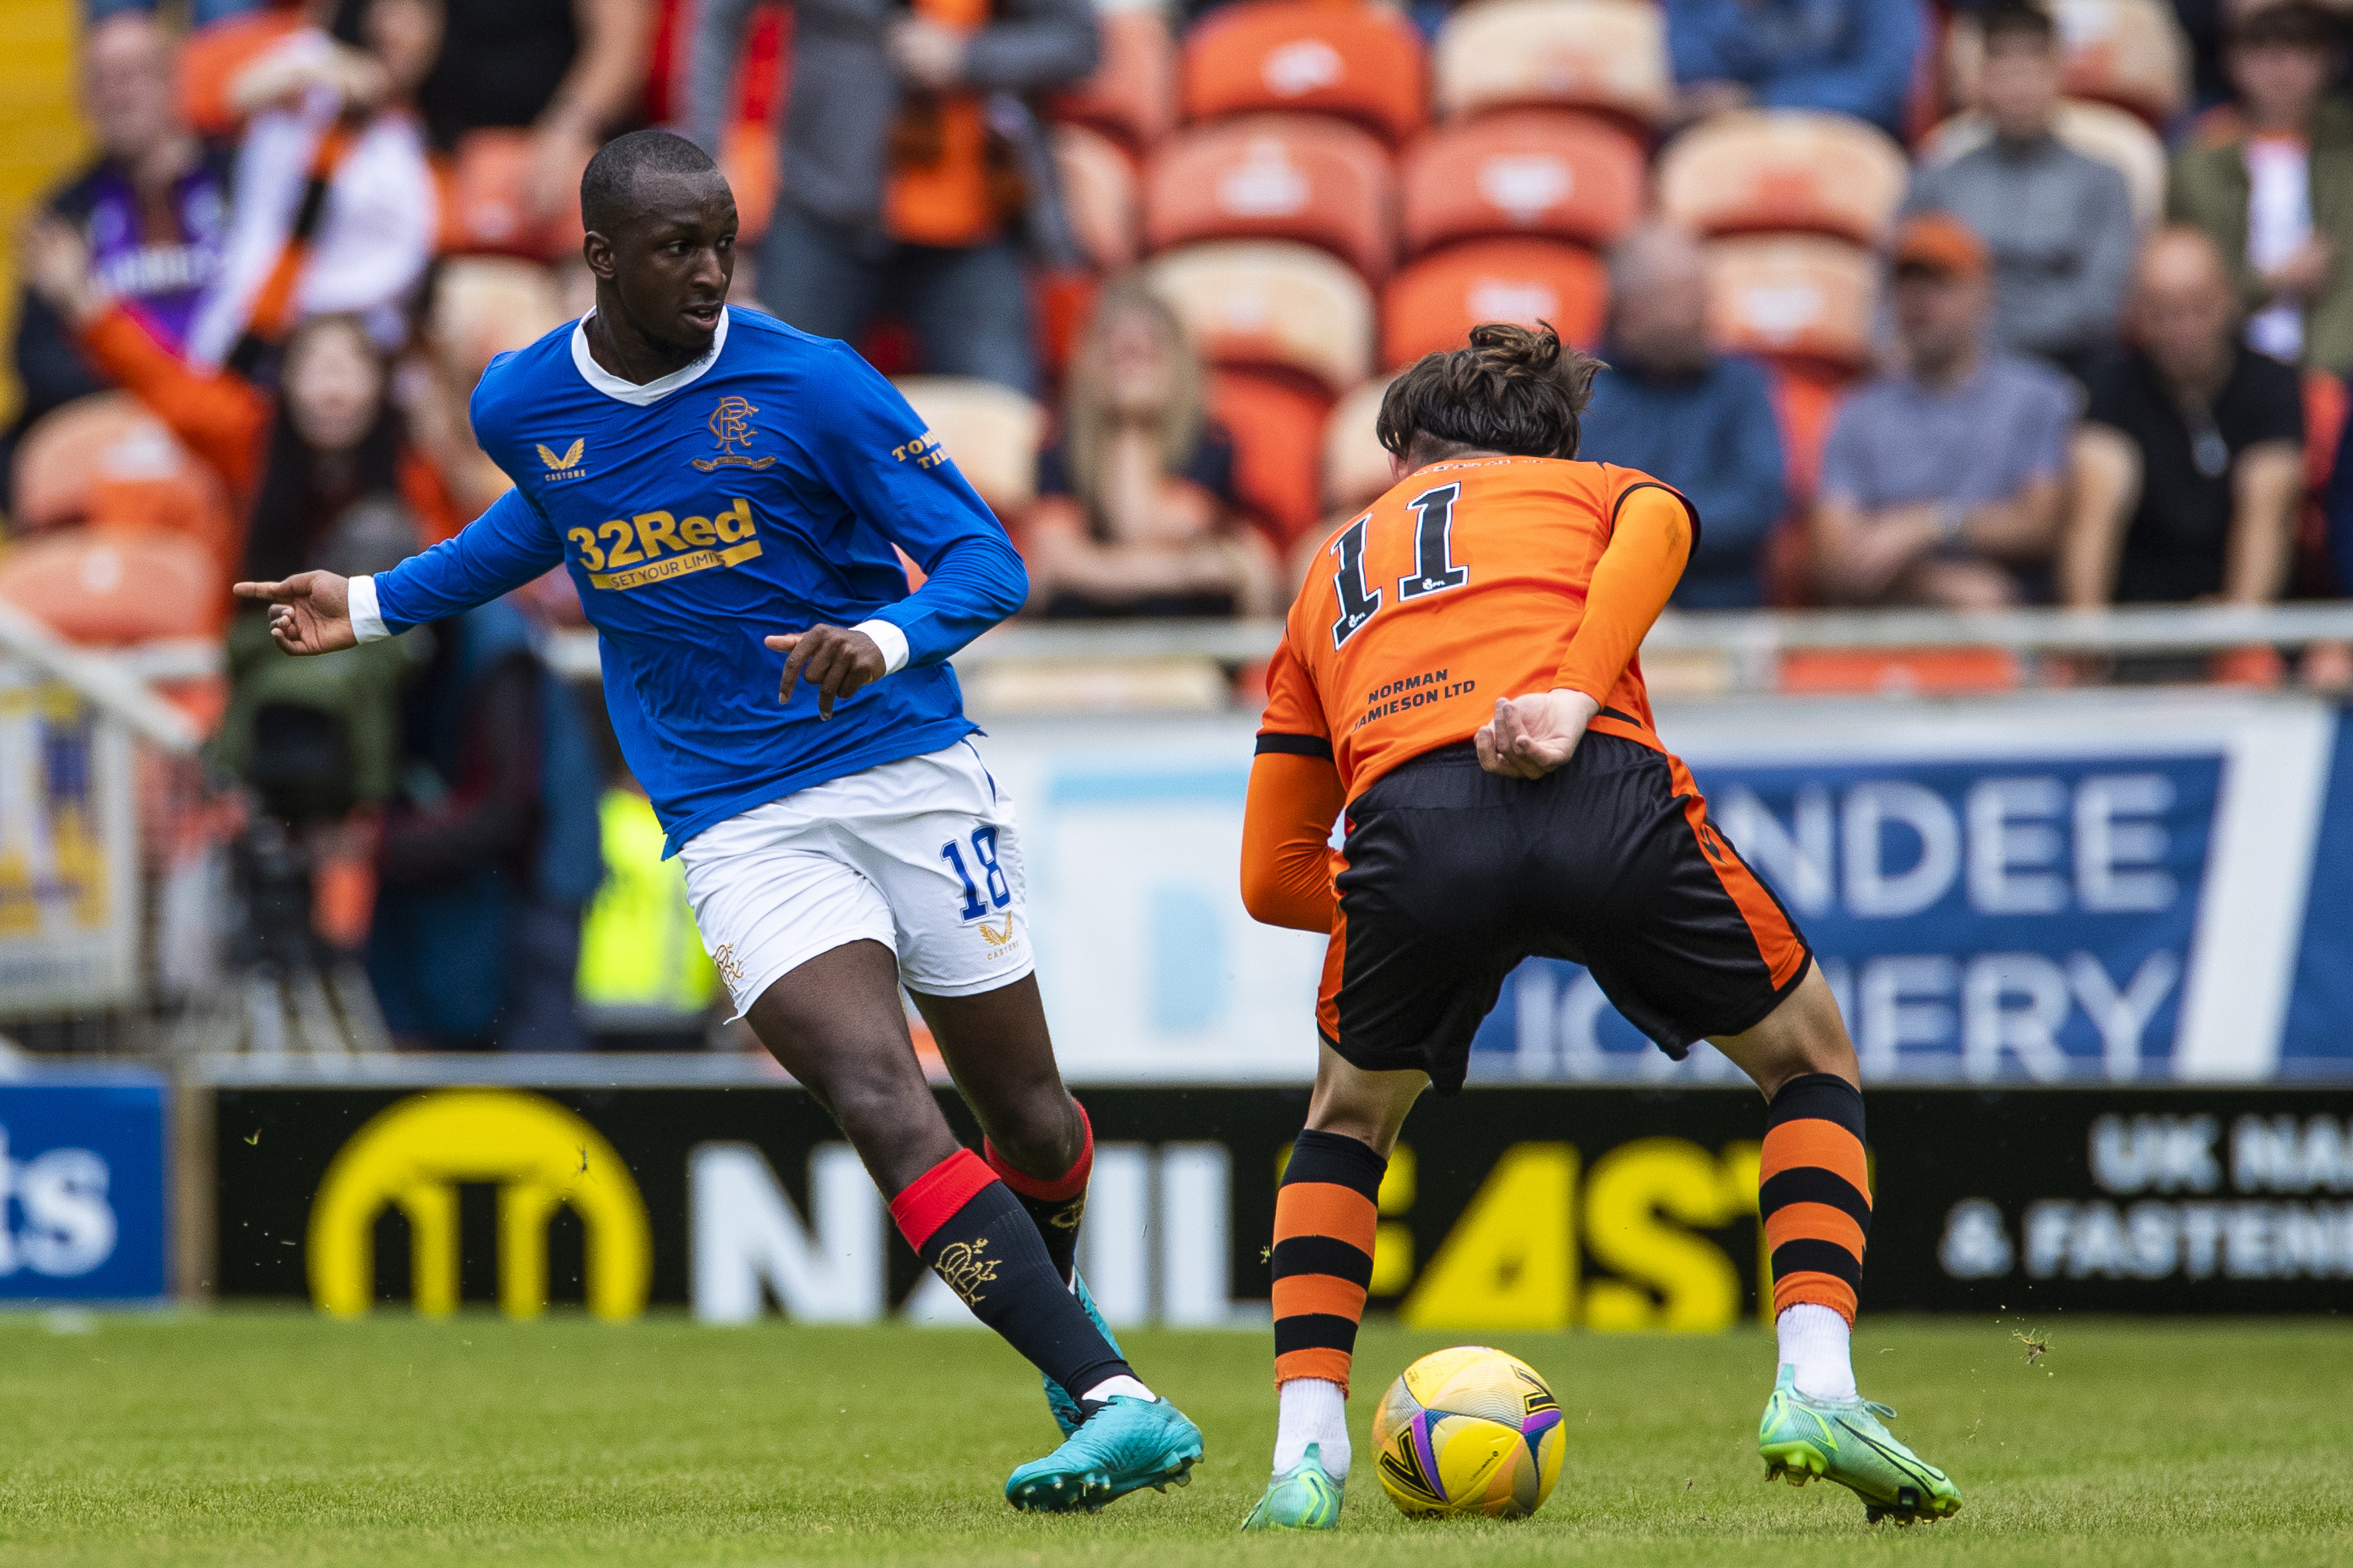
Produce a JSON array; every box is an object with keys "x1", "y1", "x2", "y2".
[{"x1": 1464, "y1": 321, "x2": 1563, "y2": 374}]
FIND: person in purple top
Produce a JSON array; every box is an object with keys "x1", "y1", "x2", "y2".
[{"x1": 9, "y1": 12, "x2": 232, "y2": 450}]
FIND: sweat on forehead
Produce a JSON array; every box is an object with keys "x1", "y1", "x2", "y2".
[{"x1": 579, "y1": 129, "x2": 725, "y2": 236}]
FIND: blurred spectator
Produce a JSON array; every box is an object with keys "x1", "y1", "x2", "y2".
[
  {"x1": 1578, "y1": 224, "x2": 1787, "y2": 609},
  {"x1": 183, "y1": 0, "x2": 441, "y2": 371},
  {"x1": 370, "y1": 597, "x2": 604, "y2": 1052},
  {"x1": 9, "y1": 12, "x2": 232, "y2": 462},
  {"x1": 1664, "y1": 0, "x2": 1923, "y2": 138},
  {"x1": 19, "y1": 219, "x2": 460, "y2": 583},
  {"x1": 1813, "y1": 214, "x2": 2074, "y2": 607},
  {"x1": 2066, "y1": 226, "x2": 2304, "y2": 606},
  {"x1": 419, "y1": 0, "x2": 648, "y2": 214},
  {"x1": 2170, "y1": 3, "x2": 2353, "y2": 371},
  {"x1": 689, "y1": 0, "x2": 1097, "y2": 395},
  {"x1": 1022, "y1": 282, "x2": 1277, "y2": 617},
  {"x1": 1904, "y1": 2, "x2": 2138, "y2": 379}
]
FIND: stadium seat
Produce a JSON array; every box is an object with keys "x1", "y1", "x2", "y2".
[
  {"x1": 1919, "y1": 98, "x2": 2167, "y2": 230},
  {"x1": 890, "y1": 377, "x2": 1045, "y2": 519},
  {"x1": 1052, "y1": 6, "x2": 1178, "y2": 156},
  {"x1": 175, "y1": 7, "x2": 309, "y2": 138},
  {"x1": 443, "y1": 129, "x2": 590, "y2": 261},
  {"x1": 1323, "y1": 374, "x2": 1397, "y2": 516},
  {"x1": 1143, "y1": 240, "x2": 1375, "y2": 396},
  {"x1": 1143, "y1": 115, "x2": 1397, "y2": 283},
  {"x1": 1655, "y1": 110, "x2": 1909, "y2": 248},
  {"x1": 1182, "y1": 0, "x2": 1428, "y2": 146},
  {"x1": 1432, "y1": 0, "x2": 1671, "y2": 128},
  {"x1": 9, "y1": 393, "x2": 236, "y2": 565},
  {"x1": 1946, "y1": 0, "x2": 2187, "y2": 126},
  {"x1": 1399, "y1": 110, "x2": 1643, "y2": 259},
  {"x1": 1380, "y1": 239, "x2": 1607, "y2": 371},
  {"x1": 721, "y1": 119, "x2": 781, "y2": 243},
  {"x1": 1055, "y1": 124, "x2": 1141, "y2": 271},
  {"x1": 1765, "y1": 360, "x2": 1849, "y2": 505},
  {"x1": 1209, "y1": 369, "x2": 1329, "y2": 545},
  {"x1": 0, "y1": 527, "x2": 227, "y2": 644},
  {"x1": 1777, "y1": 647, "x2": 2023, "y2": 697},
  {"x1": 1702, "y1": 236, "x2": 1877, "y2": 375}
]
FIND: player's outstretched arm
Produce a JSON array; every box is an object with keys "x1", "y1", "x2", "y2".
[{"x1": 233, "y1": 572, "x2": 357, "y2": 657}]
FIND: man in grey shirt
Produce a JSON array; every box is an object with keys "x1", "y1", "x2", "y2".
[
  {"x1": 1904, "y1": 1, "x2": 2137, "y2": 378},
  {"x1": 1814, "y1": 213, "x2": 2076, "y2": 607},
  {"x1": 688, "y1": 0, "x2": 1096, "y2": 395}
]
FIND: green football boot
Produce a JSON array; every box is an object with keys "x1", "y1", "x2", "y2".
[
  {"x1": 1006, "y1": 1395, "x2": 1204, "y2": 1513},
  {"x1": 1042, "y1": 1274, "x2": 1123, "y2": 1438},
  {"x1": 1240, "y1": 1442, "x2": 1344, "y2": 1532},
  {"x1": 1758, "y1": 1366, "x2": 1962, "y2": 1525}
]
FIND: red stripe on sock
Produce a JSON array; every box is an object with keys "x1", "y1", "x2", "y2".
[
  {"x1": 984, "y1": 1102, "x2": 1094, "y2": 1203},
  {"x1": 888, "y1": 1148, "x2": 997, "y2": 1252}
]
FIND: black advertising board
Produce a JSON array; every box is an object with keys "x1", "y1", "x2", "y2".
[{"x1": 213, "y1": 1085, "x2": 2353, "y2": 1324}]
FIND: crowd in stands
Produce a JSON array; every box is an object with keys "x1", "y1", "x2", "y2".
[{"x1": 14, "y1": 0, "x2": 2353, "y2": 1046}]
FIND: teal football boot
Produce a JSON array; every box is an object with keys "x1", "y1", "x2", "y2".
[
  {"x1": 1758, "y1": 1366, "x2": 1962, "y2": 1525},
  {"x1": 1240, "y1": 1442, "x2": 1344, "y2": 1531},
  {"x1": 1043, "y1": 1273, "x2": 1123, "y2": 1438},
  {"x1": 1006, "y1": 1395, "x2": 1204, "y2": 1513}
]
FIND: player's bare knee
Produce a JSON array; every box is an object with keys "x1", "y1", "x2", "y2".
[{"x1": 980, "y1": 1086, "x2": 1083, "y2": 1177}]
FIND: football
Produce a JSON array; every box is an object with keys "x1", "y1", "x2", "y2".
[{"x1": 1369, "y1": 1345, "x2": 1565, "y2": 1520}]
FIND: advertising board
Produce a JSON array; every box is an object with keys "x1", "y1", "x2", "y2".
[
  {"x1": 213, "y1": 1084, "x2": 2353, "y2": 1327},
  {"x1": 0, "y1": 1072, "x2": 168, "y2": 1301}
]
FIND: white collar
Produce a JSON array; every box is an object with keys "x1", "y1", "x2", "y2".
[{"x1": 569, "y1": 306, "x2": 729, "y2": 405}]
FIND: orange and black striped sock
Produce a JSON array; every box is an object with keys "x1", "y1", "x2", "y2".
[
  {"x1": 1760, "y1": 1073, "x2": 1871, "y2": 1323},
  {"x1": 1271, "y1": 1129, "x2": 1384, "y2": 1393}
]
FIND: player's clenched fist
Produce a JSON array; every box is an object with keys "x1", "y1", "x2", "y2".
[
  {"x1": 1475, "y1": 688, "x2": 1602, "y2": 779},
  {"x1": 232, "y1": 571, "x2": 357, "y2": 657},
  {"x1": 768, "y1": 625, "x2": 886, "y2": 719}
]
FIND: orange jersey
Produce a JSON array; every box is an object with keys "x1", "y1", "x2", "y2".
[{"x1": 1258, "y1": 456, "x2": 1696, "y2": 801}]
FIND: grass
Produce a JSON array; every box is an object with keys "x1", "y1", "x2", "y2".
[{"x1": 0, "y1": 1312, "x2": 2347, "y2": 1566}]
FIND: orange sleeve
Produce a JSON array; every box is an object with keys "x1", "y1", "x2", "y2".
[
  {"x1": 78, "y1": 305, "x2": 269, "y2": 498},
  {"x1": 1554, "y1": 483, "x2": 1692, "y2": 705},
  {"x1": 1241, "y1": 751, "x2": 1344, "y2": 932}
]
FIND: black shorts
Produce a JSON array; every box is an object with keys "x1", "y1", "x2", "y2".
[{"x1": 1316, "y1": 736, "x2": 1813, "y2": 1092}]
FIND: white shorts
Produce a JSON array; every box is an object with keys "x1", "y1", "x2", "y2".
[{"x1": 679, "y1": 739, "x2": 1033, "y2": 1016}]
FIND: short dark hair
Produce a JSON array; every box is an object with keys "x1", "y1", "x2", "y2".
[
  {"x1": 580, "y1": 129, "x2": 721, "y2": 235},
  {"x1": 1377, "y1": 322, "x2": 1602, "y2": 465},
  {"x1": 1979, "y1": 1, "x2": 2057, "y2": 52},
  {"x1": 2232, "y1": 2, "x2": 2338, "y2": 52}
]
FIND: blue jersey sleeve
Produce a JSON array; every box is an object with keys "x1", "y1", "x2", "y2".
[
  {"x1": 374, "y1": 485, "x2": 564, "y2": 634},
  {"x1": 803, "y1": 343, "x2": 1028, "y2": 668}
]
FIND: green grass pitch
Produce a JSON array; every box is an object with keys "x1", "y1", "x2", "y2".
[{"x1": 1, "y1": 1312, "x2": 2346, "y2": 1566}]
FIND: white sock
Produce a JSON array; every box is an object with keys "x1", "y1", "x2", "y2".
[
  {"x1": 1777, "y1": 1303, "x2": 1857, "y2": 1402},
  {"x1": 1271, "y1": 1377, "x2": 1350, "y2": 1479},
  {"x1": 1079, "y1": 1374, "x2": 1155, "y2": 1404}
]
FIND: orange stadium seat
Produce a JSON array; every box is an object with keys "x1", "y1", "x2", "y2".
[
  {"x1": 1053, "y1": 8, "x2": 1178, "y2": 155},
  {"x1": 9, "y1": 393, "x2": 235, "y2": 565},
  {"x1": 890, "y1": 377, "x2": 1046, "y2": 520},
  {"x1": 1182, "y1": 0, "x2": 1428, "y2": 146},
  {"x1": 1947, "y1": 0, "x2": 2187, "y2": 126},
  {"x1": 0, "y1": 528, "x2": 227, "y2": 644},
  {"x1": 1209, "y1": 369, "x2": 1329, "y2": 545},
  {"x1": 1656, "y1": 110, "x2": 1910, "y2": 248},
  {"x1": 1322, "y1": 374, "x2": 1397, "y2": 517},
  {"x1": 1702, "y1": 236, "x2": 1877, "y2": 375},
  {"x1": 1400, "y1": 110, "x2": 1643, "y2": 258},
  {"x1": 1380, "y1": 239, "x2": 1606, "y2": 371},
  {"x1": 1433, "y1": 0, "x2": 1671, "y2": 128},
  {"x1": 1144, "y1": 115, "x2": 1397, "y2": 282},
  {"x1": 175, "y1": 6, "x2": 309, "y2": 139},
  {"x1": 1055, "y1": 124, "x2": 1141, "y2": 271},
  {"x1": 1920, "y1": 98, "x2": 2166, "y2": 229},
  {"x1": 1144, "y1": 240, "x2": 1376, "y2": 395},
  {"x1": 443, "y1": 129, "x2": 590, "y2": 261}
]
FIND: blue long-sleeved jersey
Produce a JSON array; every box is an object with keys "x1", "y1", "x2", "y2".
[{"x1": 367, "y1": 306, "x2": 1028, "y2": 855}]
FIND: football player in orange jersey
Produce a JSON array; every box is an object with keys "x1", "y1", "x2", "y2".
[{"x1": 1236, "y1": 324, "x2": 1960, "y2": 1532}]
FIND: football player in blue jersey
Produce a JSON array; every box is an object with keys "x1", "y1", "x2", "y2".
[{"x1": 236, "y1": 130, "x2": 1201, "y2": 1512}]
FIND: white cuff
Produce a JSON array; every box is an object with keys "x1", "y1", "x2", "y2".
[
  {"x1": 347, "y1": 574, "x2": 388, "y2": 643},
  {"x1": 851, "y1": 618, "x2": 909, "y2": 675}
]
